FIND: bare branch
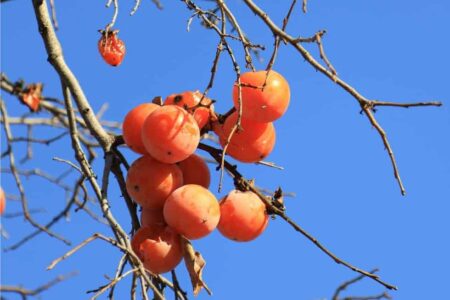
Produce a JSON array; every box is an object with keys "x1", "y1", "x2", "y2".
[
  {"x1": 242, "y1": 0, "x2": 442, "y2": 195},
  {"x1": 362, "y1": 106, "x2": 405, "y2": 195},
  {"x1": 0, "y1": 272, "x2": 78, "y2": 298},
  {"x1": 88, "y1": 268, "x2": 138, "y2": 300},
  {"x1": 105, "y1": 0, "x2": 119, "y2": 31},
  {"x1": 1, "y1": 99, "x2": 70, "y2": 247},
  {"x1": 371, "y1": 100, "x2": 442, "y2": 108},
  {"x1": 32, "y1": 0, "x2": 114, "y2": 150},
  {"x1": 198, "y1": 142, "x2": 397, "y2": 291},
  {"x1": 49, "y1": 0, "x2": 59, "y2": 30}
]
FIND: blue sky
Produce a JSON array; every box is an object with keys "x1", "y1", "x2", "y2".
[{"x1": 1, "y1": 1, "x2": 450, "y2": 299}]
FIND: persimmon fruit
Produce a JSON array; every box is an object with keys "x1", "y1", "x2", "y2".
[
  {"x1": 163, "y1": 184, "x2": 220, "y2": 240},
  {"x1": 177, "y1": 154, "x2": 210, "y2": 189},
  {"x1": 141, "y1": 208, "x2": 166, "y2": 227},
  {"x1": 218, "y1": 190, "x2": 269, "y2": 242},
  {"x1": 233, "y1": 70, "x2": 290, "y2": 122},
  {"x1": 98, "y1": 30, "x2": 126, "y2": 66},
  {"x1": 0, "y1": 187, "x2": 5, "y2": 215},
  {"x1": 141, "y1": 105, "x2": 200, "y2": 164},
  {"x1": 131, "y1": 225, "x2": 183, "y2": 274},
  {"x1": 218, "y1": 112, "x2": 276, "y2": 163},
  {"x1": 123, "y1": 103, "x2": 159, "y2": 154},
  {"x1": 126, "y1": 155, "x2": 183, "y2": 209},
  {"x1": 164, "y1": 91, "x2": 214, "y2": 129}
]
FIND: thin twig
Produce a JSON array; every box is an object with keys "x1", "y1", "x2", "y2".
[
  {"x1": 332, "y1": 269, "x2": 379, "y2": 300},
  {"x1": 105, "y1": 0, "x2": 119, "y2": 31},
  {"x1": 198, "y1": 142, "x2": 397, "y2": 291},
  {"x1": 0, "y1": 272, "x2": 78, "y2": 298},
  {"x1": 49, "y1": 0, "x2": 59, "y2": 30},
  {"x1": 242, "y1": 0, "x2": 442, "y2": 195},
  {"x1": 89, "y1": 268, "x2": 138, "y2": 300},
  {"x1": 1, "y1": 99, "x2": 70, "y2": 247}
]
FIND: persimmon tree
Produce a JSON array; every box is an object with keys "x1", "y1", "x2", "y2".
[{"x1": 0, "y1": 1, "x2": 445, "y2": 299}]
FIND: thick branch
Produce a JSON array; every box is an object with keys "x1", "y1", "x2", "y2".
[{"x1": 31, "y1": 0, "x2": 113, "y2": 150}]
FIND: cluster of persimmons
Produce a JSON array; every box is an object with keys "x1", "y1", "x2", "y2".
[{"x1": 122, "y1": 70, "x2": 290, "y2": 274}]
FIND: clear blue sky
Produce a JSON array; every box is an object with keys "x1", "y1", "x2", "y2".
[{"x1": 1, "y1": 1, "x2": 449, "y2": 299}]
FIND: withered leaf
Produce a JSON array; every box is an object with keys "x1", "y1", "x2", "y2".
[
  {"x1": 181, "y1": 236, "x2": 212, "y2": 296},
  {"x1": 20, "y1": 83, "x2": 42, "y2": 112}
]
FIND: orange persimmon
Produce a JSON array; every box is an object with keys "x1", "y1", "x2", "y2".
[
  {"x1": 163, "y1": 184, "x2": 220, "y2": 240},
  {"x1": 219, "y1": 112, "x2": 276, "y2": 163},
  {"x1": 126, "y1": 155, "x2": 183, "y2": 209},
  {"x1": 177, "y1": 154, "x2": 210, "y2": 189},
  {"x1": 141, "y1": 208, "x2": 166, "y2": 227},
  {"x1": 218, "y1": 190, "x2": 269, "y2": 242},
  {"x1": 0, "y1": 187, "x2": 5, "y2": 215},
  {"x1": 233, "y1": 70, "x2": 290, "y2": 122},
  {"x1": 131, "y1": 225, "x2": 182, "y2": 274},
  {"x1": 164, "y1": 91, "x2": 214, "y2": 129},
  {"x1": 123, "y1": 103, "x2": 159, "y2": 154},
  {"x1": 141, "y1": 105, "x2": 200, "y2": 164}
]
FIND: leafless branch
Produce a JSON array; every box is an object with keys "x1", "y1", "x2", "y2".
[
  {"x1": 0, "y1": 272, "x2": 78, "y2": 299},
  {"x1": 49, "y1": 0, "x2": 59, "y2": 30},
  {"x1": 1, "y1": 98, "x2": 70, "y2": 247},
  {"x1": 198, "y1": 142, "x2": 397, "y2": 290},
  {"x1": 331, "y1": 269, "x2": 392, "y2": 300},
  {"x1": 105, "y1": 0, "x2": 119, "y2": 31},
  {"x1": 242, "y1": 0, "x2": 442, "y2": 195}
]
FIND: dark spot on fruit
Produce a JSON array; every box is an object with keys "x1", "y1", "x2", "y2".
[
  {"x1": 174, "y1": 95, "x2": 183, "y2": 104},
  {"x1": 201, "y1": 218, "x2": 207, "y2": 224},
  {"x1": 134, "y1": 185, "x2": 140, "y2": 191},
  {"x1": 167, "y1": 151, "x2": 172, "y2": 156}
]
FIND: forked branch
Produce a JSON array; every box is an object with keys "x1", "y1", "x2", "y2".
[{"x1": 242, "y1": 0, "x2": 442, "y2": 195}]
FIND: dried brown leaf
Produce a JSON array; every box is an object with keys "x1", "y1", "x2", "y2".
[{"x1": 181, "y1": 236, "x2": 212, "y2": 296}]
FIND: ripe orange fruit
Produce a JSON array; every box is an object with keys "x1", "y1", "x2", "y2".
[
  {"x1": 233, "y1": 70, "x2": 290, "y2": 122},
  {"x1": 131, "y1": 225, "x2": 183, "y2": 274},
  {"x1": 164, "y1": 91, "x2": 214, "y2": 129},
  {"x1": 0, "y1": 187, "x2": 5, "y2": 215},
  {"x1": 163, "y1": 184, "x2": 220, "y2": 240},
  {"x1": 177, "y1": 154, "x2": 210, "y2": 189},
  {"x1": 123, "y1": 103, "x2": 159, "y2": 154},
  {"x1": 141, "y1": 105, "x2": 200, "y2": 164},
  {"x1": 218, "y1": 190, "x2": 269, "y2": 242},
  {"x1": 218, "y1": 112, "x2": 276, "y2": 163},
  {"x1": 98, "y1": 30, "x2": 126, "y2": 66},
  {"x1": 126, "y1": 155, "x2": 183, "y2": 209},
  {"x1": 141, "y1": 208, "x2": 166, "y2": 227}
]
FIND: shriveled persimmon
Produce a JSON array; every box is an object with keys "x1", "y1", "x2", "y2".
[
  {"x1": 123, "y1": 103, "x2": 159, "y2": 154},
  {"x1": 141, "y1": 208, "x2": 166, "y2": 227},
  {"x1": 233, "y1": 70, "x2": 290, "y2": 122},
  {"x1": 177, "y1": 154, "x2": 210, "y2": 189},
  {"x1": 164, "y1": 91, "x2": 214, "y2": 129},
  {"x1": 141, "y1": 105, "x2": 200, "y2": 164},
  {"x1": 218, "y1": 190, "x2": 269, "y2": 242},
  {"x1": 218, "y1": 112, "x2": 276, "y2": 163},
  {"x1": 98, "y1": 30, "x2": 126, "y2": 66},
  {"x1": 131, "y1": 225, "x2": 182, "y2": 274},
  {"x1": 163, "y1": 184, "x2": 220, "y2": 240},
  {"x1": 126, "y1": 155, "x2": 183, "y2": 209}
]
